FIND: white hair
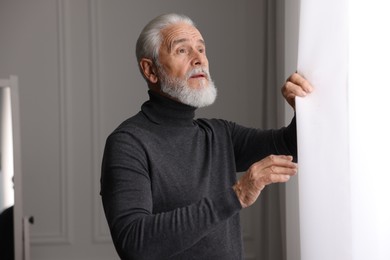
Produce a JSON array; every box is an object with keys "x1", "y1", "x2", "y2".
[{"x1": 135, "y1": 13, "x2": 195, "y2": 76}]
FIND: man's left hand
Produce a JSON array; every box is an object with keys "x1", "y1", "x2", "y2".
[{"x1": 281, "y1": 73, "x2": 313, "y2": 109}]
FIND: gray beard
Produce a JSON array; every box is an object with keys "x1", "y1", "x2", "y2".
[{"x1": 158, "y1": 66, "x2": 217, "y2": 108}]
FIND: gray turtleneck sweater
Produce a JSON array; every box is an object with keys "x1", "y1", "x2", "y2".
[{"x1": 100, "y1": 91, "x2": 297, "y2": 260}]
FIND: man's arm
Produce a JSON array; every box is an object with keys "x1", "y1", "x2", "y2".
[{"x1": 233, "y1": 73, "x2": 312, "y2": 208}]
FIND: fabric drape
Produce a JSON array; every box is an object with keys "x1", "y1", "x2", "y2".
[{"x1": 250, "y1": 0, "x2": 287, "y2": 259}]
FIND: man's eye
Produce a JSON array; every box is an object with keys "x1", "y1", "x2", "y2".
[
  {"x1": 178, "y1": 48, "x2": 186, "y2": 54},
  {"x1": 199, "y1": 48, "x2": 205, "y2": 53}
]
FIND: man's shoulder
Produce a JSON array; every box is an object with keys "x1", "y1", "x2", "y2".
[
  {"x1": 106, "y1": 111, "x2": 150, "y2": 140},
  {"x1": 115, "y1": 110, "x2": 151, "y2": 130}
]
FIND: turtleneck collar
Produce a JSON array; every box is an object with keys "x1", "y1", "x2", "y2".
[{"x1": 141, "y1": 90, "x2": 197, "y2": 127}]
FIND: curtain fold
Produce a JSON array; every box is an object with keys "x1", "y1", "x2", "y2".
[{"x1": 256, "y1": 0, "x2": 286, "y2": 259}]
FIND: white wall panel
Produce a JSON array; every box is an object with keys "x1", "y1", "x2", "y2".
[{"x1": 0, "y1": 0, "x2": 71, "y2": 245}]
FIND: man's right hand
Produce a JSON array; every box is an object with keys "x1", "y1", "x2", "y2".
[{"x1": 232, "y1": 155, "x2": 298, "y2": 208}]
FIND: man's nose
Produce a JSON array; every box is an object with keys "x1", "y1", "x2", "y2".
[{"x1": 191, "y1": 51, "x2": 206, "y2": 66}]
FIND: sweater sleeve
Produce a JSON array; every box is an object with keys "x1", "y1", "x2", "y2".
[
  {"x1": 100, "y1": 131, "x2": 242, "y2": 260},
  {"x1": 230, "y1": 116, "x2": 297, "y2": 172}
]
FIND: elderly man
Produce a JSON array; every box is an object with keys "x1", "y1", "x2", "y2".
[{"x1": 101, "y1": 13, "x2": 312, "y2": 260}]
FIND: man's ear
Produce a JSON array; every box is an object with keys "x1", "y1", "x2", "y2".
[{"x1": 140, "y1": 58, "x2": 158, "y2": 84}]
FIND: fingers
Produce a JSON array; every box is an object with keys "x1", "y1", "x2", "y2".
[
  {"x1": 233, "y1": 155, "x2": 298, "y2": 208},
  {"x1": 257, "y1": 154, "x2": 295, "y2": 169},
  {"x1": 288, "y1": 73, "x2": 313, "y2": 94},
  {"x1": 282, "y1": 72, "x2": 313, "y2": 109},
  {"x1": 283, "y1": 81, "x2": 308, "y2": 98},
  {"x1": 253, "y1": 154, "x2": 297, "y2": 185}
]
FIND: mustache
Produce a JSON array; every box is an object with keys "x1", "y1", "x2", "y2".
[{"x1": 186, "y1": 67, "x2": 211, "y2": 80}]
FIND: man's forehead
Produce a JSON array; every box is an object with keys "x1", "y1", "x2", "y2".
[
  {"x1": 161, "y1": 23, "x2": 204, "y2": 48},
  {"x1": 171, "y1": 37, "x2": 205, "y2": 47}
]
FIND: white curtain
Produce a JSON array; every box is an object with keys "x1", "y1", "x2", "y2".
[{"x1": 296, "y1": 0, "x2": 390, "y2": 259}]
